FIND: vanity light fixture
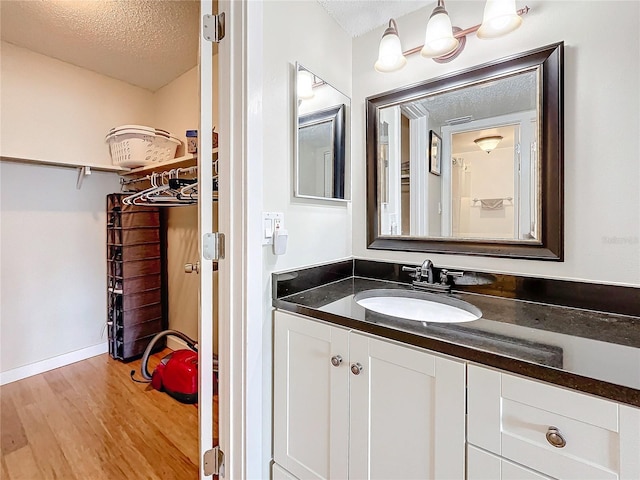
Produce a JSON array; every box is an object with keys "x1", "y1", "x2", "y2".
[
  {"x1": 374, "y1": 19, "x2": 407, "y2": 73},
  {"x1": 474, "y1": 135, "x2": 504, "y2": 153},
  {"x1": 297, "y1": 69, "x2": 315, "y2": 100},
  {"x1": 477, "y1": 0, "x2": 523, "y2": 38},
  {"x1": 421, "y1": 1, "x2": 459, "y2": 59},
  {"x1": 375, "y1": 0, "x2": 530, "y2": 72},
  {"x1": 297, "y1": 68, "x2": 327, "y2": 101}
]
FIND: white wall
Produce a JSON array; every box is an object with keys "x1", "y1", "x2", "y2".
[
  {"x1": 0, "y1": 43, "x2": 205, "y2": 378},
  {"x1": 0, "y1": 41, "x2": 155, "y2": 166},
  {"x1": 154, "y1": 66, "x2": 199, "y2": 157},
  {"x1": 153, "y1": 67, "x2": 200, "y2": 342},
  {"x1": 352, "y1": 1, "x2": 640, "y2": 286},
  {"x1": 257, "y1": 1, "x2": 353, "y2": 477},
  {"x1": 262, "y1": 0, "x2": 353, "y2": 274},
  {"x1": 456, "y1": 147, "x2": 515, "y2": 238},
  {"x1": 0, "y1": 163, "x2": 120, "y2": 377}
]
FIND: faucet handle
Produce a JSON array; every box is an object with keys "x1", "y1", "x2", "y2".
[
  {"x1": 402, "y1": 265, "x2": 421, "y2": 279},
  {"x1": 439, "y1": 269, "x2": 465, "y2": 284}
]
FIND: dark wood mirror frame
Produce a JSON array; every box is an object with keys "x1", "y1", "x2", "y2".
[
  {"x1": 366, "y1": 42, "x2": 564, "y2": 260},
  {"x1": 298, "y1": 104, "x2": 346, "y2": 199}
]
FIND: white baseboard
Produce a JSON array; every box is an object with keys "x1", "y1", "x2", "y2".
[
  {"x1": 166, "y1": 336, "x2": 189, "y2": 352},
  {"x1": 0, "y1": 342, "x2": 108, "y2": 385}
]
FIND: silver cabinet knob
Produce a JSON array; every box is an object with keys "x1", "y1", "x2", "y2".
[
  {"x1": 350, "y1": 363, "x2": 363, "y2": 375},
  {"x1": 331, "y1": 355, "x2": 343, "y2": 367},
  {"x1": 545, "y1": 426, "x2": 566, "y2": 448},
  {"x1": 184, "y1": 262, "x2": 200, "y2": 274}
]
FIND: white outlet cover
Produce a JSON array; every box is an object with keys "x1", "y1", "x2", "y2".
[{"x1": 262, "y1": 212, "x2": 284, "y2": 245}]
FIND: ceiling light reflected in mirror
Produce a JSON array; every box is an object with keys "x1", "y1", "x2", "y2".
[{"x1": 474, "y1": 135, "x2": 504, "y2": 153}]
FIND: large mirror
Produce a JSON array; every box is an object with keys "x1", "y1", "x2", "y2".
[
  {"x1": 366, "y1": 43, "x2": 563, "y2": 260},
  {"x1": 295, "y1": 62, "x2": 351, "y2": 201}
]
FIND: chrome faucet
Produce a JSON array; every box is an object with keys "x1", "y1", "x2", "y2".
[
  {"x1": 402, "y1": 259, "x2": 434, "y2": 283},
  {"x1": 402, "y1": 259, "x2": 465, "y2": 293},
  {"x1": 419, "y1": 259, "x2": 434, "y2": 284}
]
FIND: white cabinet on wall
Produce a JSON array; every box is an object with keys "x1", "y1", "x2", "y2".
[
  {"x1": 273, "y1": 311, "x2": 466, "y2": 480},
  {"x1": 467, "y1": 364, "x2": 640, "y2": 480}
]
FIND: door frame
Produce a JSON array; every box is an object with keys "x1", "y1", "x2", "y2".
[
  {"x1": 216, "y1": 0, "x2": 264, "y2": 478},
  {"x1": 198, "y1": 2, "x2": 215, "y2": 479}
]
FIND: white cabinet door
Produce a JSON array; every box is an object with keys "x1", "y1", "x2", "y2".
[
  {"x1": 274, "y1": 311, "x2": 349, "y2": 480},
  {"x1": 273, "y1": 463, "x2": 300, "y2": 480},
  {"x1": 468, "y1": 445, "x2": 554, "y2": 480},
  {"x1": 348, "y1": 332, "x2": 466, "y2": 480}
]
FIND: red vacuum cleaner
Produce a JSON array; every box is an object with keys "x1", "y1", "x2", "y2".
[{"x1": 131, "y1": 330, "x2": 199, "y2": 404}]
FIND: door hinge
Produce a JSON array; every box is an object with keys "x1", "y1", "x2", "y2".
[
  {"x1": 204, "y1": 446, "x2": 225, "y2": 477},
  {"x1": 203, "y1": 12, "x2": 225, "y2": 43},
  {"x1": 203, "y1": 232, "x2": 225, "y2": 261}
]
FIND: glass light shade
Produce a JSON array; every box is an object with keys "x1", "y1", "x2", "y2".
[
  {"x1": 421, "y1": 9, "x2": 459, "y2": 58},
  {"x1": 375, "y1": 31, "x2": 407, "y2": 73},
  {"x1": 474, "y1": 136, "x2": 503, "y2": 152},
  {"x1": 297, "y1": 70, "x2": 314, "y2": 100},
  {"x1": 477, "y1": 0, "x2": 522, "y2": 39}
]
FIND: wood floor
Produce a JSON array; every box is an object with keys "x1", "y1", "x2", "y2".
[{"x1": 1, "y1": 350, "x2": 217, "y2": 479}]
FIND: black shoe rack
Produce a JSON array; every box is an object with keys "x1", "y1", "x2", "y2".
[{"x1": 107, "y1": 194, "x2": 167, "y2": 361}]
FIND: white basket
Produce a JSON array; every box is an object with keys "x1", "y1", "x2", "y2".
[{"x1": 106, "y1": 126, "x2": 181, "y2": 168}]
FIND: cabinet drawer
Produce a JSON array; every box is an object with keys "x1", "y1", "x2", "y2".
[
  {"x1": 467, "y1": 365, "x2": 635, "y2": 480},
  {"x1": 468, "y1": 445, "x2": 553, "y2": 480}
]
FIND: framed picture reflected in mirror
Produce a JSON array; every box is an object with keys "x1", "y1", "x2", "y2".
[{"x1": 429, "y1": 130, "x2": 441, "y2": 176}]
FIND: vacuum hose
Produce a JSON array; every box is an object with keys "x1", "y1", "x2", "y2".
[{"x1": 130, "y1": 329, "x2": 198, "y2": 382}]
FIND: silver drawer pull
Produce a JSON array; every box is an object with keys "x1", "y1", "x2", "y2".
[
  {"x1": 546, "y1": 426, "x2": 566, "y2": 448},
  {"x1": 350, "y1": 363, "x2": 363, "y2": 375},
  {"x1": 330, "y1": 355, "x2": 343, "y2": 367}
]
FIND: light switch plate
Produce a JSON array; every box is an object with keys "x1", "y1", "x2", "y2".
[{"x1": 262, "y1": 212, "x2": 284, "y2": 245}]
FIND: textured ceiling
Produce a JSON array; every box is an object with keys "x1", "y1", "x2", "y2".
[
  {"x1": 317, "y1": 0, "x2": 429, "y2": 37},
  {"x1": 418, "y1": 70, "x2": 538, "y2": 127},
  {"x1": 388, "y1": 70, "x2": 537, "y2": 153},
  {"x1": 1, "y1": 0, "x2": 429, "y2": 91},
  {"x1": 0, "y1": 0, "x2": 199, "y2": 92}
]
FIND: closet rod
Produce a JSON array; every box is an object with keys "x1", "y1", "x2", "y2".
[
  {"x1": 472, "y1": 196, "x2": 513, "y2": 203},
  {"x1": 120, "y1": 165, "x2": 199, "y2": 186}
]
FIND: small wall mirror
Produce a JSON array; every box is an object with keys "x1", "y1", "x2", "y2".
[
  {"x1": 295, "y1": 62, "x2": 351, "y2": 201},
  {"x1": 366, "y1": 43, "x2": 563, "y2": 260}
]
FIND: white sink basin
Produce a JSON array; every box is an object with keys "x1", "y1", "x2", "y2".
[{"x1": 354, "y1": 289, "x2": 481, "y2": 324}]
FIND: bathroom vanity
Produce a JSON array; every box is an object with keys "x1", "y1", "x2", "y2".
[{"x1": 271, "y1": 259, "x2": 640, "y2": 480}]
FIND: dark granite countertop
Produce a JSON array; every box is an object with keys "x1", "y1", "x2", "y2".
[{"x1": 274, "y1": 269, "x2": 640, "y2": 408}]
